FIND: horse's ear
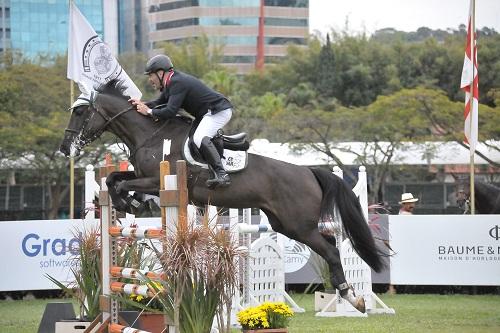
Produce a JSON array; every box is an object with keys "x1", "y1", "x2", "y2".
[{"x1": 450, "y1": 173, "x2": 469, "y2": 183}]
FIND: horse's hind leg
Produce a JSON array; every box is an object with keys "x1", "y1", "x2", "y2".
[{"x1": 295, "y1": 229, "x2": 366, "y2": 313}]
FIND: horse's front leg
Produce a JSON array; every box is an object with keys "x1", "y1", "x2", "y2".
[
  {"x1": 106, "y1": 173, "x2": 159, "y2": 214},
  {"x1": 105, "y1": 171, "x2": 138, "y2": 212}
]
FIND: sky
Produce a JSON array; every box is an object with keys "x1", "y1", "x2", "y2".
[{"x1": 309, "y1": 0, "x2": 500, "y2": 36}]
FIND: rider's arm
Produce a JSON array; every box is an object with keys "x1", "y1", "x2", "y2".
[
  {"x1": 145, "y1": 94, "x2": 167, "y2": 109},
  {"x1": 151, "y1": 81, "x2": 187, "y2": 119}
]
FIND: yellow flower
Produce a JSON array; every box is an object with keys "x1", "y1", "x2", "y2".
[{"x1": 237, "y1": 302, "x2": 293, "y2": 329}]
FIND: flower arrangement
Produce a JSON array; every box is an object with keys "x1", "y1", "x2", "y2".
[
  {"x1": 127, "y1": 281, "x2": 164, "y2": 312},
  {"x1": 237, "y1": 302, "x2": 294, "y2": 330}
]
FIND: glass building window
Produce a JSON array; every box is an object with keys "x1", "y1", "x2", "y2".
[
  {"x1": 199, "y1": 0, "x2": 259, "y2": 7},
  {"x1": 149, "y1": 0, "x2": 198, "y2": 13},
  {"x1": 8, "y1": 0, "x2": 103, "y2": 59},
  {"x1": 266, "y1": 37, "x2": 306, "y2": 45},
  {"x1": 222, "y1": 55, "x2": 256, "y2": 63},
  {"x1": 157, "y1": 18, "x2": 199, "y2": 30},
  {"x1": 265, "y1": 17, "x2": 307, "y2": 27},
  {"x1": 264, "y1": 0, "x2": 308, "y2": 7}
]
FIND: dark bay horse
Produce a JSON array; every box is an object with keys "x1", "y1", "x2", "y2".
[
  {"x1": 60, "y1": 81, "x2": 384, "y2": 312},
  {"x1": 457, "y1": 180, "x2": 500, "y2": 214}
]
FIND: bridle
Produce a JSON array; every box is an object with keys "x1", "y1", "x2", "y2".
[
  {"x1": 65, "y1": 94, "x2": 134, "y2": 149},
  {"x1": 64, "y1": 93, "x2": 170, "y2": 161},
  {"x1": 457, "y1": 189, "x2": 471, "y2": 214}
]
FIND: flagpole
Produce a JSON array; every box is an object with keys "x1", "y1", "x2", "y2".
[
  {"x1": 70, "y1": 81, "x2": 75, "y2": 219},
  {"x1": 469, "y1": 0, "x2": 475, "y2": 215},
  {"x1": 69, "y1": 0, "x2": 74, "y2": 219}
]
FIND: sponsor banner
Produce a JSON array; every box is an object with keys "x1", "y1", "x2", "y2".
[
  {"x1": 390, "y1": 215, "x2": 500, "y2": 285},
  {"x1": 0, "y1": 219, "x2": 98, "y2": 291}
]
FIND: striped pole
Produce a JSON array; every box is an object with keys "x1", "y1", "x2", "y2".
[
  {"x1": 109, "y1": 226, "x2": 164, "y2": 239},
  {"x1": 110, "y1": 282, "x2": 156, "y2": 298},
  {"x1": 110, "y1": 266, "x2": 164, "y2": 281}
]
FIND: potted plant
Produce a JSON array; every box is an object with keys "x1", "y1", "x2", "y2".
[
  {"x1": 46, "y1": 225, "x2": 102, "y2": 322},
  {"x1": 122, "y1": 282, "x2": 167, "y2": 332},
  {"x1": 237, "y1": 301, "x2": 294, "y2": 333}
]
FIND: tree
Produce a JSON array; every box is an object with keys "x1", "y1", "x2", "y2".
[
  {"x1": 159, "y1": 35, "x2": 224, "y2": 78},
  {"x1": 203, "y1": 69, "x2": 239, "y2": 97},
  {"x1": 0, "y1": 58, "x2": 115, "y2": 219},
  {"x1": 315, "y1": 34, "x2": 337, "y2": 97}
]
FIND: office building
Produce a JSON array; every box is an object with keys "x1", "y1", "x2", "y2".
[
  {"x1": 146, "y1": 0, "x2": 309, "y2": 73},
  {"x1": 0, "y1": 0, "x2": 309, "y2": 74},
  {"x1": 0, "y1": 0, "x2": 116, "y2": 59}
]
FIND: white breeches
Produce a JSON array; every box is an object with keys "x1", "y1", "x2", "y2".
[{"x1": 193, "y1": 108, "x2": 232, "y2": 148}]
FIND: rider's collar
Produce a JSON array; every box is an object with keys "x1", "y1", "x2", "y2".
[{"x1": 163, "y1": 70, "x2": 174, "y2": 88}]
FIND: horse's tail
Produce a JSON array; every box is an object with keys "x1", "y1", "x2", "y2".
[{"x1": 310, "y1": 167, "x2": 385, "y2": 272}]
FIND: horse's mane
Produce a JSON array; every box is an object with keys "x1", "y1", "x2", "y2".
[
  {"x1": 96, "y1": 79, "x2": 130, "y2": 100},
  {"x1": 475, "y1": 180, "x2": 500, "y2": 193}
]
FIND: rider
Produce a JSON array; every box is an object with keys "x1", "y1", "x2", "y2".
[{"x1": 129, "y1": 54, "x2": 233, "y2": 188}]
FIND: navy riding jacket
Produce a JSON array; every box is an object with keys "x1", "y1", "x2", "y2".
[{"x1": 145, "y1": 70, "x2": 232, "y2": 120}]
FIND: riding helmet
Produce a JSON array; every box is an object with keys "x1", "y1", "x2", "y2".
[{"x1": 144, "y1": 54, "x2": 173, "y2": 74}]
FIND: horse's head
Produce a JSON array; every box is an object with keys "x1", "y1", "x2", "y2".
[
  {"x1": 59, "y1": 80, "x2": 131, "y2": 157},
  {"x1": 455, "y1": 178, "x2": 471, "y2": 212}
]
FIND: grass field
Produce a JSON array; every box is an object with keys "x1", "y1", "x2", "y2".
[{"x1": 1, "y1": 293, "x2": 499, "y2": 333}]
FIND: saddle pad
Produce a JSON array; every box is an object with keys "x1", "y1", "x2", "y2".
[{"x1": 183, "y1": 140, "x2": 247, "y2": 173}]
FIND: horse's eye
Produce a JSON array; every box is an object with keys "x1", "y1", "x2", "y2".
[{"x1": 73, "y1": 107, "x2": 86, "y2": 116}]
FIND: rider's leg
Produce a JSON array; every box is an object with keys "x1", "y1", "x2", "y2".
[
  {"x1": 193, "y1": 109, "x2": 232, "y2": 187},
  {"x1": 200, "y1": 137, "x2": 231, "y2": 187}
]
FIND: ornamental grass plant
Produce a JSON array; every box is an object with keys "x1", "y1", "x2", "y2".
[
  {"x1": 237, "y1": 302, "x2": 294, "y2": 330},
  {"x1": 150, "y1": 217, "x2": 242, "y2": 333},
  {"x1": 46, "y1": 225, "x2": 102, "y2": 321}
]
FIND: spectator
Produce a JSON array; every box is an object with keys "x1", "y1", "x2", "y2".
[{"x1": 399, "y1": 193, "x2": 418, "y2": 215}]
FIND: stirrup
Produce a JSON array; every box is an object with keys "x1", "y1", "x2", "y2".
[{"x1": 206, "y1": 174, "x2": 231, "y2": 189}]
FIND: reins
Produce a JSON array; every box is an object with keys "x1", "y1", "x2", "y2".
[{"x1": 88, "y1": 105, "x2": 135, "y2": 142}]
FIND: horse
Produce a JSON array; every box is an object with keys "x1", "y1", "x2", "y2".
[
  {"x1": 457, "y1": 179, "x2": 500, "y2": 214},
  {"x1": 60, "y1": 80, "x2": 385, "y2": 313}
]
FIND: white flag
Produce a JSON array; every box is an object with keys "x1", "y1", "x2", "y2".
[{"x1": 67, "y1": 2, "x2": 141, "y2": 99}]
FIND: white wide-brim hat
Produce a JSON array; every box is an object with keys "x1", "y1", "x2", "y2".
[{"x1": 399, "y1": 192, "x2": 419, "y2": 204}]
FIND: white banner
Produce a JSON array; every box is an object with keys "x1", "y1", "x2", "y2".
[
  {"x1": 390, "y1": 215, "x2": 500, "y2": 285},
  {"x1": 67, "y1": 2, "x2": 141, "y2": 99},
  {"x1": 0, "y1": 219, "x2": 98, "y2": 291}
]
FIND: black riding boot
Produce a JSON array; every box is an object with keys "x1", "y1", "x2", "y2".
[{"x1": 200, "y1": 137, "x2": 231, "y2": 188}]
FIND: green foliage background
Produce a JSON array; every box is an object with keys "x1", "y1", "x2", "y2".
[{"x1": 1, "y1": 26, "x2": 499, "y2": 211}]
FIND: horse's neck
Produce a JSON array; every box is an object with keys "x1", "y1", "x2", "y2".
[
  {"x1": 105, "y1": 104, "x2": 160, "y2": 151},
  {"x1": 107, "y1": 108, "x2": 189, "y2": 156}
]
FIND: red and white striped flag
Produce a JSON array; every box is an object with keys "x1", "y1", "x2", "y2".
[{"x1": 460, "y1": 0, "x2": 478, "y2": 155}]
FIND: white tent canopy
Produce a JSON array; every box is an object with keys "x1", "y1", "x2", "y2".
[{"x1": 249, "y1": 139, "x2": 500, "y2": 167}]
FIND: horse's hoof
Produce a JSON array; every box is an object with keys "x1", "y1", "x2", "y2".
[
  {"x1": 342, "y1": 286, "x2": 366, "y2": 313},
  {"x1": 353, "y1": 296, "x2": 366, "y2": 313}
]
